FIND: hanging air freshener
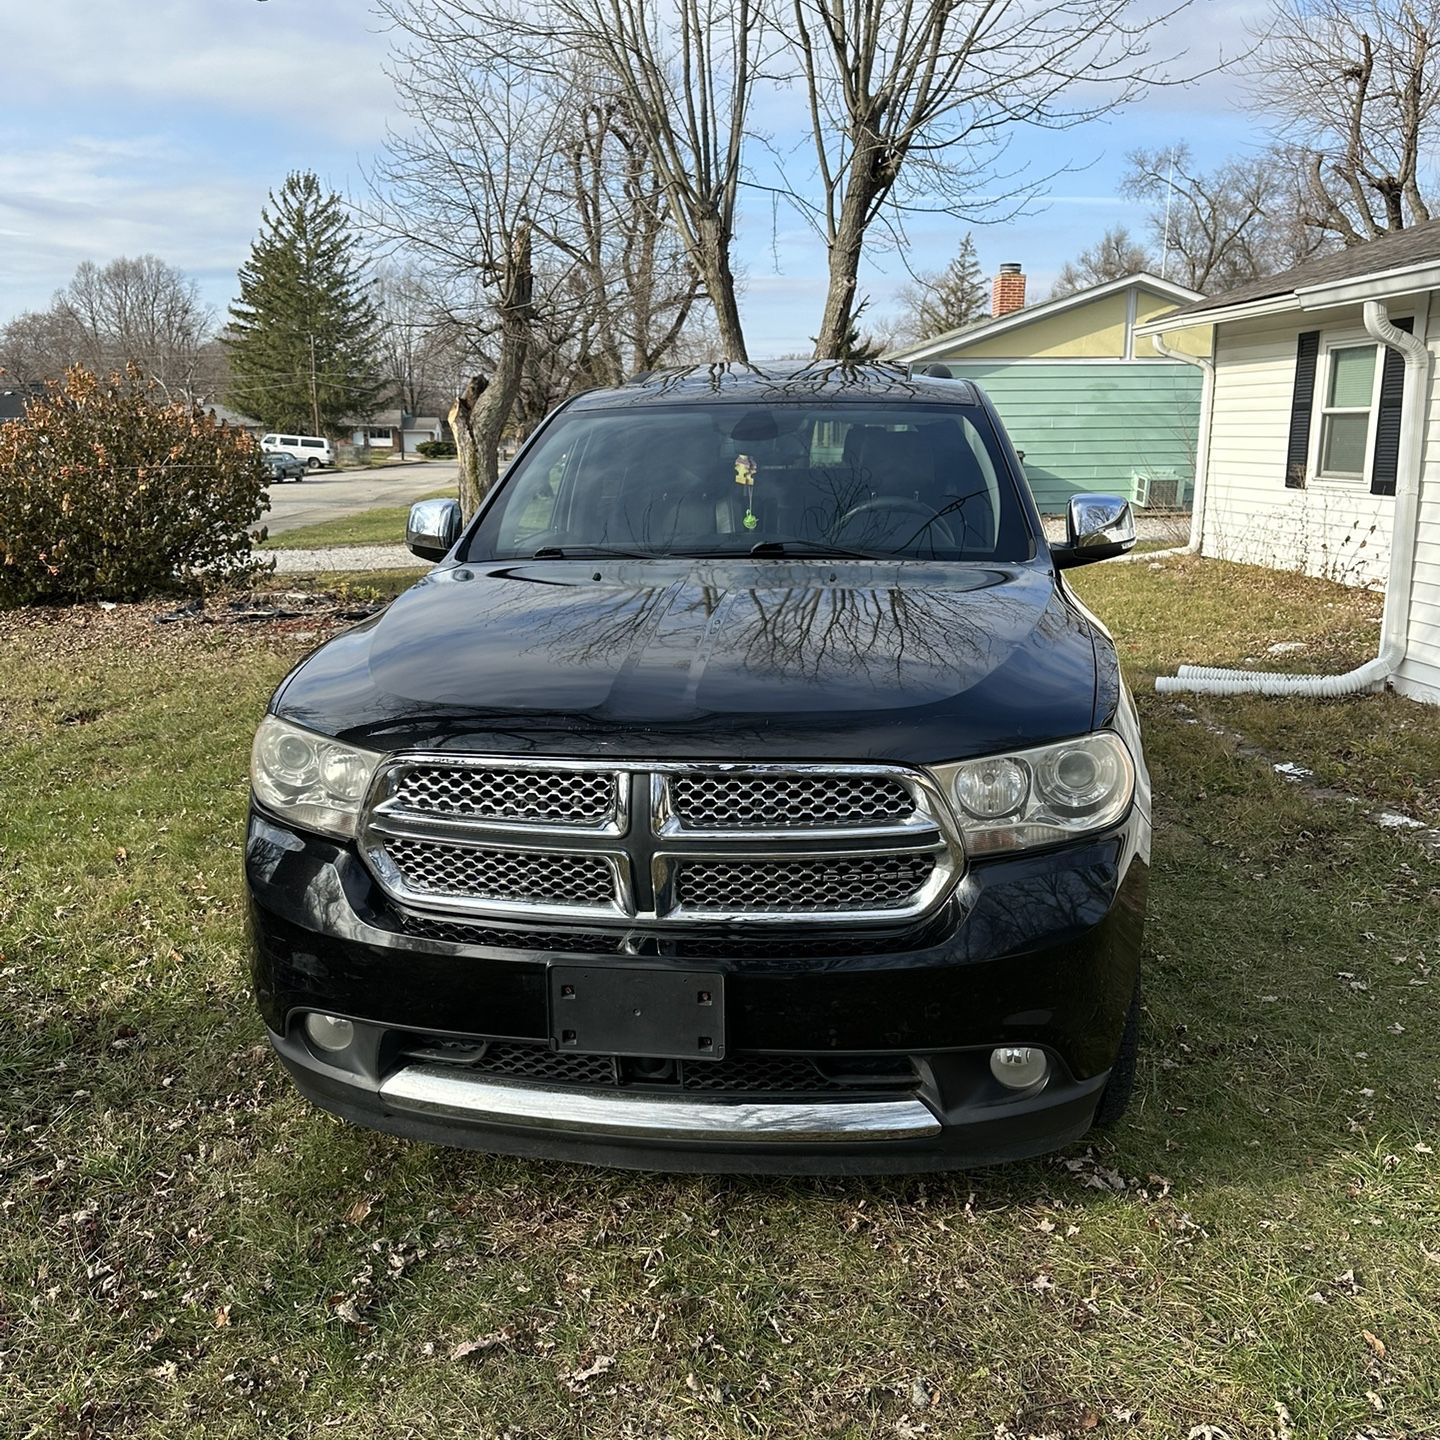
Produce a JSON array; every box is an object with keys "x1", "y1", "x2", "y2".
[{"x1": 734, "y1": 453, "x2": 758, "y2": 530}]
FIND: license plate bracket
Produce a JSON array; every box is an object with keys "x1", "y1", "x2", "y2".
[{"x1": 548, "y1": 965, "x2": 725, "y2": 1060}]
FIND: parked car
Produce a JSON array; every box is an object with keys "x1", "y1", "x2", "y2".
[
  {"x1": 246, "y1": 362, "x2": 1149, "y2": 1174},
  {"x1": 261, "y1": 451, "x2": 307, "y2": 483},
  {"x1": 261, "y1": 433, "x2": 334, "y2": 469}
]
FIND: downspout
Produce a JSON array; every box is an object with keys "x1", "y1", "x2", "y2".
[
  {"x1": 1119, "y1": 332, "x2": 1213, "y2": 559},
  {"x1": 1156, "y1": 298, "x2": 1430, "y2": 697}
]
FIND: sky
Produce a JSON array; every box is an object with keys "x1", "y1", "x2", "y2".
[{"x1": 2, "y1": 0, "x2": 1268, "y2": 359}]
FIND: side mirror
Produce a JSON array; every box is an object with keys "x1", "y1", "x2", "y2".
[
  {"x1": 1052, "y1": 494, "x2": 1136, "y2": 570},
  {"x1": 406, "y1": 498, "x2": 462, "y2": 561}
]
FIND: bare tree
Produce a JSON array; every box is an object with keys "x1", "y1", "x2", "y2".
[
  {"x1": 550, "y1": 95, "x2": 704, "y2": 383},
  {"x1": 0, "y1": 308, "x2": 81, "y2": 385},
  {"x1": 1122, "y1": 144, "x2": 1331, "y2": 290},
  {"x1": 1050, "y1": 227, "x2": 1156, "y2": 298},
  {"x1": 371, "y1": 6, "x2": 561, "y2": 515},
  {"x1": 372, "y1": 0, "x2": 715, "y2": 513},
  {"x1": 0, "y1": 255, "x2": 217, "y2": 400},
  {"x1": 775, "y1": 0, "x2": 1193, "y2": 357},
  {"x1": 373, "y1": 263, "x2": 469, "y2": 416},
  {"x1": 1247, "y1": 0, "x2": 1440, "y2": 243},
  {"x1": 428, "y1": 0, "x2": 762, "y2": 361}
]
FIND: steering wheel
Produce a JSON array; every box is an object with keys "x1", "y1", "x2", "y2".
[{"x1": 837, "y1": 497, "x2": 958, "y2": 551}]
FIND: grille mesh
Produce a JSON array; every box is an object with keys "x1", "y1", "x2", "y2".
[
  {"x1": 669, "y1": 773, "x2": 914, "y2": 829},
  {"x1": 401, "y1": 1041, "x2": 915, "y2": 1096},
  {"x1": 682, "y1": 1055, "x2": 847, "y2": 1093},
  {"x1": 390, "y1": 765, "x2": 616, "y2": 825},
  {"x1": 675, "y1": 854, "x2": 935, "y2": 913},
  {"x1": 384, "y1": 839, "x2": 616, "y2": 907},
  {"x1": 477, "y1": 1042, "x2": 618, "y2": 1085},
  {"x1": 393, "y1": 911, "x2": 625, "y2": 954}
]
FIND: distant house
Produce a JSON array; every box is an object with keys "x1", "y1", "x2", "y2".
[
  {"x1": 0, "y1": 384, "x2": 45, "y2": 424},
  {"x1": 349, "y1": 410, "x2": 449, "y2": 457},
  {"x1": 1136, "y1": 220, "x2": 1440, "y2": 705},
  {"x1": 205, "y1": 403, "x2": 264, "y2": 436},
  {"x1": 886, "y1": 266, "x2": 1211, "y2": 511}
]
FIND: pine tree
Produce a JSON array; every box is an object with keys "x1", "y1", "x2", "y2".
[
  {"x1": 897, "y1": 233, "x2": 988, "y2": 341},
  {"x1": 225, "y1": 172, "x2": 382, "y2": 433}
]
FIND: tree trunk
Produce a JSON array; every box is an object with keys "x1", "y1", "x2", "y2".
[
  {"x1": 813, "y1": 183, "x2": 874, "y2": 359},
  {"x1": 449, "y1": 374, "x2": 489, "y2": 518},
  {"x1": 450, "y1": 224, "x2": 535, "y2": 521},
  {"x1": 696, "y1": 213, "x2": 748, "y2": 363}
]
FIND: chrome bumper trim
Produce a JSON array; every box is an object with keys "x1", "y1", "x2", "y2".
[{"x1": 378, "y1": 1064, "x2": 942, "y2": 1144}]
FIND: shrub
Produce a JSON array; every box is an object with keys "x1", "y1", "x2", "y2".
[
  {"x1": 415, "y1": 439, "x2": 457, "y2": 459},
  {"x1": 0, "y1": 366, "x2": 270, "y2": 606}
]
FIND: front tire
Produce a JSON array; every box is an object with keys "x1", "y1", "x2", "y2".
[{"x1": 1093, "y1": 983, "x2": 1140, "y2": 1127}]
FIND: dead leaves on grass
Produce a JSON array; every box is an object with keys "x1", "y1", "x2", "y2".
[{"x1": 450, "y1": 1327, "x2": 517, "y2": 1362}]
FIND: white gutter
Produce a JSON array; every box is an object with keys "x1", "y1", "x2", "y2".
[
  {"x1": 1135, "y1": 293, "x2": 1299, "y2": 338},
  {"x1": 1296, "y1": 261, "x2": 1440, "y2": 310},
  {"x1": 1119, "y1": 333, "x2": 1213, "y2": 561},
  {"x1": 1156, "y1": 299, "x2": 1431, "y2": 697}
]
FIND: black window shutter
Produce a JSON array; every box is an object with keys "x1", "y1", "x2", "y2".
[
  {"x1": 1285, "y1": 331, "x2": 1320, "y2": 488},
  {"x1": 1370, "y1": 316, "x2": 1413, "y2": 497}
]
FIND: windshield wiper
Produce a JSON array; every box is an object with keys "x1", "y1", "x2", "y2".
[
  {"x1": 748, "y1": 539, "x2": 894, "y2": 561},
  {"x1": 531, "y1": 544, "x2": 655, "y2": 559}
]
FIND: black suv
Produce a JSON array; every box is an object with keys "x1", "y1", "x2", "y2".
[{"x1": 246, "y1": 363, "x2": 1149, "y2": 1173}]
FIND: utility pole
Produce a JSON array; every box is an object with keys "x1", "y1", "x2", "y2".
[
  {"x1": 308, "y1": 332, "x2": 321, "y2": 436},
  {"x1": 1161, "y1": 148, "x2": 1176, "y2": 280}
]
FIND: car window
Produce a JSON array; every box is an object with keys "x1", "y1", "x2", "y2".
[
  {"x1": 473, "y1": 404, "x2": 1033, "y2": 562},
  {"x1": 262, "y1": 435, "x2": 276, "y2": 445},
  {"x1": 301, "y1": 439, "x2": 322, "y2": 449},
  {"x1": 280, "y1": 437, "x2": 299, "y2": 447}
]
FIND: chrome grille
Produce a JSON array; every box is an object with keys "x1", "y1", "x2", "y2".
[
  {"x1": 382, "y1": 839, "x2": 617, "y2": 909},
  {"x1": 674, "y1": 855, "x2": 936, "y2": 914},
  {"x1": 388, "y1": 764, "x2": 617, "y2": 826},
  {"x1": 668, "y1": 772, "x2": 914, "y2": 830},
  {"x1": 361, "y1": 758, "x2": 959, "y2": 926}
]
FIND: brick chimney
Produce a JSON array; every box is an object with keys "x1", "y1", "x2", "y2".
[{"x1": 992, "y1": 261, "x2": 1026, "y2": 317}]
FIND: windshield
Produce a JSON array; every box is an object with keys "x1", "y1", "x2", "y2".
[{"x1": 466, "y1": 403, "x2": 1034, "y2": 562}]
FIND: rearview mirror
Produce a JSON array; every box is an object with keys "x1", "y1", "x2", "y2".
[
  {"x1": 1052, "y1": 494, "x2": 1136, "y2": 570},
  {"x1": 406, "y1": 498, "x2": 462, "y2": 561}
]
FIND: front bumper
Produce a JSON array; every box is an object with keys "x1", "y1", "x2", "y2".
[{"x1": 247, "y1": 808, "x2": 1145, "y2": 1174}]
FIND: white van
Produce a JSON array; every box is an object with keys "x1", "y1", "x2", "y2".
[{"x1": 262, "y1": 434, "x2": 335, "y2": 469}]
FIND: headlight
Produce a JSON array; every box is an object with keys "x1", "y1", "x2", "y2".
[
  {"x1": 250, "y1": 715, "x2": 383, "y2": 839},
  {"x1": 931, "y1": 732, "x2": 1135, "y2": 856}
]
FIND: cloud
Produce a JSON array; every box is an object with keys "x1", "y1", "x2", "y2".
[
  {"x1": 6, "y1": 1, "x2": 397, "y2": 144},
  {"x1": 0, "y1": 137, "x2": 265, "y2": 315}
]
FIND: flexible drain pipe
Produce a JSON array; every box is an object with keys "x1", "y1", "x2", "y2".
[
  {"x1": 1120, "y1": 334, "x2": 1214, "y2": 560},
  {"x1": 1156, "y1": 300, "x2": 1430, "y2": 697}
]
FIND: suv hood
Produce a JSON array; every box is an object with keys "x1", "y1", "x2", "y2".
[{"x1": 275, "y1": 559, "x2": 1100, "y2": 763}]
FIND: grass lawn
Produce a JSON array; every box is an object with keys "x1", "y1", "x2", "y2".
[
  {"x1": 2, "y1": 557, "x2": 1438, "y2": 1438},
  {"x1": 261, "y1": 490, "x2": 454, "y2": 550}
]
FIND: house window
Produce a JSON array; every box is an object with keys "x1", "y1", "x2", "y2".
[{"x1": 1316, "y1": 343, "x2": 1379, "y2": 480}]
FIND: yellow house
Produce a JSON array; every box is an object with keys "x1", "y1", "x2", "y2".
[{"x1": 887, "y1": 269, "x2": 1213, "y2": 508}]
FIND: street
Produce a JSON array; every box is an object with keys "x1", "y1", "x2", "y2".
[{"x1": 260, "y1": 460, "x2": 458, "y2": 535}]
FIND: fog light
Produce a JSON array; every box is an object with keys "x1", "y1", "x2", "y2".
[
  {"x1": 989, "y1": 1045, "x2": 1049, "y2": 1091},
  {"x1": 305, "y1": 1013, "x2": 354, "y2": 1053}
]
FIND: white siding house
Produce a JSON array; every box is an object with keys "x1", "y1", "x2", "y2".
[
  {"x1": 1137, "y1": 222, "x2": 1440, "y2": 705},
  {"x1": 1200, "y1": 310, "x2": 1403, "y2": 589},
  {"x1": 348, "y1": 411, "x2": 448, "y2": 456}
]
